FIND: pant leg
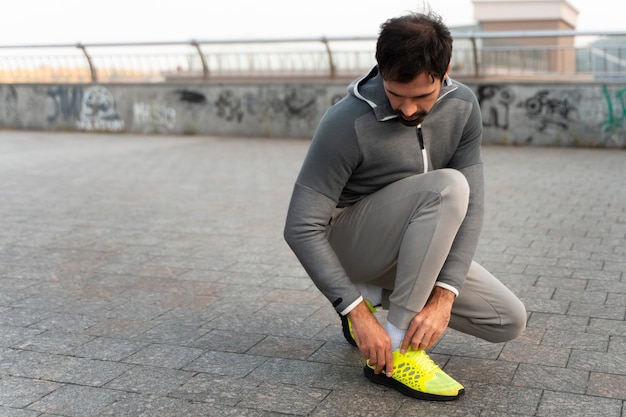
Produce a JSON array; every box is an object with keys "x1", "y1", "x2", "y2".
[
  {"x1": 327, "y1": 169, "x2": 470, "y2": 329},
  {"x1": 449, "y1": 261, "x2": 527, "y2": 343}
]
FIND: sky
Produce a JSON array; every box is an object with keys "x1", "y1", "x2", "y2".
[{"x1": 1, "y1": 0, "x2": 623, "y2": 46}]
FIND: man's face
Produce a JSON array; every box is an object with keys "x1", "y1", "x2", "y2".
[{"x1": 383, "y1": 72, "x2": 445, "y2": 127}]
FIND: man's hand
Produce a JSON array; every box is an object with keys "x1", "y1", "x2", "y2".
[
  {"x1": 347, "y1": 300, "x2": 394, "y2": 377},
  {"x1": 400, "y1": 286, "x2": 455, "y2": 353}
]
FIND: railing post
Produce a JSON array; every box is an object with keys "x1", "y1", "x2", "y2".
[
  {"x1": 469, "y1": 35, "x2": 480, "y2": 78},
  {"x1": 191, "y1": 40, "x2": 209, "y2": 80},
  {"x1": 76, "y1": 43, "x2": 97, "y2": 83},
  {"x1": 321, "y1": 37, "x2": 336, "y2": 79}
]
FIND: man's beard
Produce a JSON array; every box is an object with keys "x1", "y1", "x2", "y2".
[{"x1": 396, "y1": 111, "x2": 428, "y2": 127}]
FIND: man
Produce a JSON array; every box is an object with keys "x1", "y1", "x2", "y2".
[{"x1": 283, "y1": 11, "x2": 526, "y2": 401}]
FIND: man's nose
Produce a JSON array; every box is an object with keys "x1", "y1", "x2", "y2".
[{"x1": 399, "y1": 100, "x2": 420, "y2": 116}]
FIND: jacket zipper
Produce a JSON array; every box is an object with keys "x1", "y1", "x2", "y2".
[
  {"x1": 413, "y1": 79, "x2": 455, "y2": 173},
  {"x1": 417, "y1": 124, "x2": 429, "y2": 173}
]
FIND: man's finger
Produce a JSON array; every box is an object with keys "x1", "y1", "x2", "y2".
[
  {"x1": 400, "y1": 330, "x2": 416, "y2": 354},
  {"x1": 372, "y1": 353, "x2": 386, "y2": 375},
  {"x1": 385, "y1": 346, "x2": 394, "y2": 377}
]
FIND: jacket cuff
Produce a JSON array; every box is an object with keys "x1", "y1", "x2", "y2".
[
  {"x1": 435, "y1": 282, "x2": 459, "y2": 297},
  {"x1": 339, "y1": 296, "x2": 363, "y2": 316}
]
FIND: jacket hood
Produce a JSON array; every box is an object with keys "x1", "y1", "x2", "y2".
[{"x1": 348, "y1": 65, "x2": 458, "y2": 122}]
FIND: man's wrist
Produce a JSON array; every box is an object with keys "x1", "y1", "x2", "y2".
[
  {"x1": 429, "y1": 286, "x2": 457, "y2": 306},
  {"x1": 346, "y1": 298, "x2": 375, "y2": 319}
]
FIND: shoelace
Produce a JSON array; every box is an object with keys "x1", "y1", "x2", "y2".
[{"x1": 403, "y1": 350, "x2": 439, "y2": 375}]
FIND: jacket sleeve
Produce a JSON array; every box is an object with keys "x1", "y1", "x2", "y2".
[
  {"x1": 284, "y1": 183, "x2": 362, "y2": 313},
  {"x1": 283, "y1": 102, "x2": 363, "y2": 314}
]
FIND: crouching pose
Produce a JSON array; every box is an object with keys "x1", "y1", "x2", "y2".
[{"x1": 284, "y1": 10, "x2": 527, "y2": 401}]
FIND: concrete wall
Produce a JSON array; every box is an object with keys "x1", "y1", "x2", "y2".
[{"x1": 1, "y1": 81, "x2": 625, "y2": 147}]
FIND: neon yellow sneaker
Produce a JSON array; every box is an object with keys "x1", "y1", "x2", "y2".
[
  {"x1": 364, "y1": 349, "x2": 464, "y2": 401},
  {"x1": 340, "y1": 299, "x2": 379, "y2": 347}
]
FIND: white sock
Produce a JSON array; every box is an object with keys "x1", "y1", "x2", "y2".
[
  {"x1": 355, "y1": 283, "x2": 383, "y2": 306},
  {"x1": 385, "y1": 320, "x2": 406, "y2": 352}
]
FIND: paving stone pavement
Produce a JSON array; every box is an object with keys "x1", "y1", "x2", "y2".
[{"x1": 0, "y1": 130, "x2": 624, "y2": 417}]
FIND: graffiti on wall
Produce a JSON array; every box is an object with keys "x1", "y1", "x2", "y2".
[
  {"x1": 215, "y1": 90, "x2": 244, "y2": 122},
  {"x1": 133, "y1": 102, "x2": 176, "y2": 132},
  {"x1": 45, "y1": 85, "x2": 124, "y2": 132},
  {"x1": 75, "y1": 86, "x2": 124, "y2": 132},
  {"x1": 476, "y1": 84, "x2": 586, "y2": 144},
  {"x1": 176, "y1": 90, "x2": 207, "y2": 105},
  {"x1": 478, "y1": 85, "x2": 581, "y2": 133},
  {"x1": 12, "y1": 84, "x2": 332, "y2": 137},
  {"x1": 272, "y1": 87, "x2": 318, "y2": 121},
  {"x1": 519, "y1": 90, "x2": 580, "y2": 133},
  {"x1": 47, "y1": 86, "x2": 82, "y2": 123},
  {"x1": 477, "y1": 85, "x2": 515, "y2": 130},
  {"x1": 602, "y1": 85, "x2": 626, "y2": 146},
  {"x1": 213, "y1": 86, "x2": 325, "y2": 129}
]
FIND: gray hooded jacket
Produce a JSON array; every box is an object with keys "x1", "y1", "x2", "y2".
[{"x1": 284, "y1": 66, "x2": 484, "y2": 315}]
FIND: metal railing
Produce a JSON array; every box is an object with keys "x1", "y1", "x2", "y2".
[{"x1": 1, "y1": 30, "x2": 625, "y2": 83}]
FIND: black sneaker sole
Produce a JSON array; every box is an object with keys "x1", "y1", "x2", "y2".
[
  {"x1": 340, "y1": 314, "x2": 357, "y2": 347},
  {"x1": 363, "y1": 366, "x2": 465, "y2": 401}
]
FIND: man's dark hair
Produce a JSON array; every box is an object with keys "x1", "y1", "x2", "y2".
[{"x1": 375, "y1": 12, "x2": 453, "y2": 83}]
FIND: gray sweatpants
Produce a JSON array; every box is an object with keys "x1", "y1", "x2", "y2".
[{"x1": 327, "y1": 169, "x2": 526, "y2": 343}]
